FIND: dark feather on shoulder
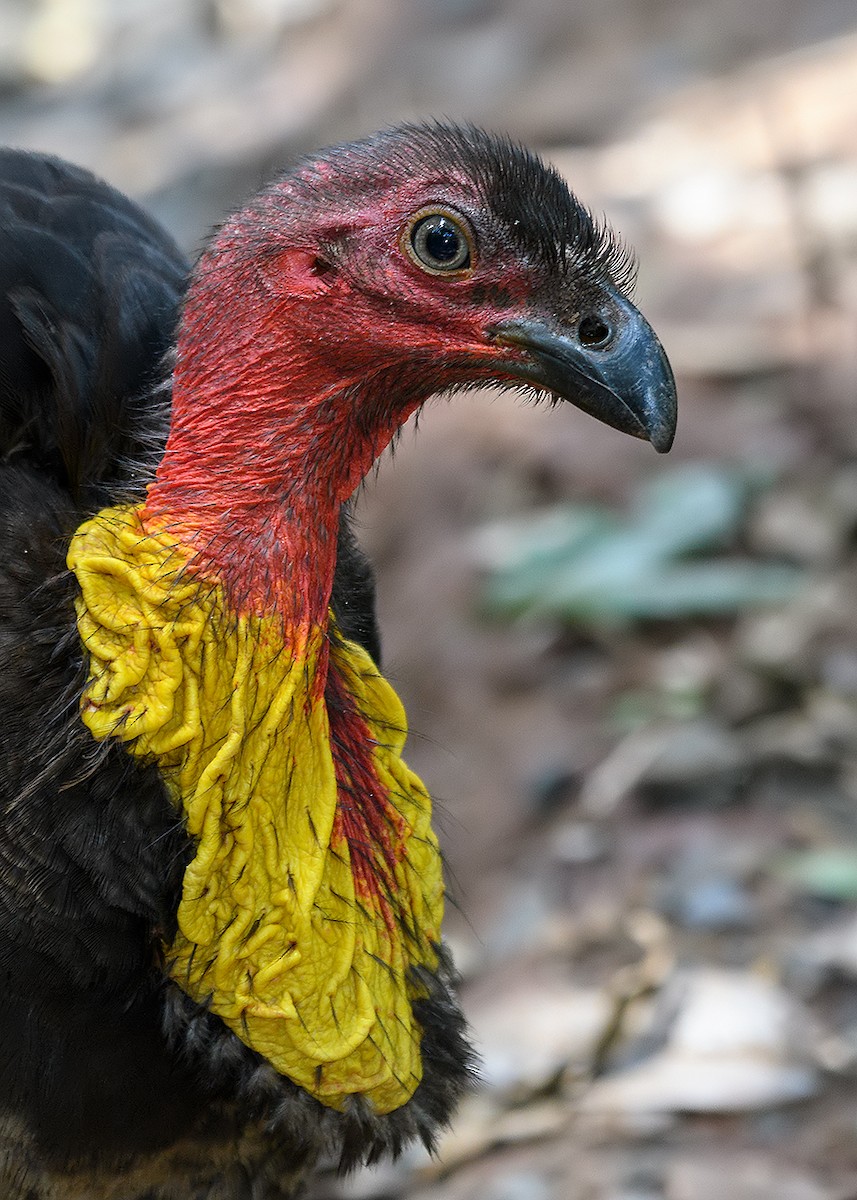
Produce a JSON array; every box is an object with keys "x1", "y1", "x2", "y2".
[{"x1": 0, "y1": 150, "x2": 186, "y2": 506}]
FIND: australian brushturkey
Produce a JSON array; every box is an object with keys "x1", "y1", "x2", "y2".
[{"x1": 0, "y1": 123, "x2": 676, "y2": 1198}]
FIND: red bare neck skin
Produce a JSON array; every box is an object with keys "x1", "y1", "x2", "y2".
[{"x1": 144, "y1": 237, "x2": 421, "y2": 619}]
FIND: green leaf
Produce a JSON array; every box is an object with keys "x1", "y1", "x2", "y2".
[
  {"x1": 480, "y1": 463, "x2": 804, "y2": 625},
  {"x1": 774, "y1": 848, "x2": 857, "y2": 901},
  {"x1": 530, "y1": 561, "x2": 803, "y2": 622}
]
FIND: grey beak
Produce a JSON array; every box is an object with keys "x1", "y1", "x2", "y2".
[{"x1": 491, "y1": 298, "x2": 677, "y2": 453}]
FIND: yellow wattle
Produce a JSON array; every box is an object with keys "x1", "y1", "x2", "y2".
[{"x1": 67, "y1": 504, "x2": 444, "y2": 1114}]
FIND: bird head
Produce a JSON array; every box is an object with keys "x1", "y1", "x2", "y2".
[{"x1": 149, "y1": 123, "x2": 676, "y2": 609}]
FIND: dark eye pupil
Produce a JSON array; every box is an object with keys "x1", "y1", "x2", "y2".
[{"x1": 424, "y1": 219, "x2": 460, "y2": 262}]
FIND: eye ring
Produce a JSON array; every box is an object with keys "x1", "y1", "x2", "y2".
[{"x1": 403, "y1": 207, "x2": 475, "y2": 276}]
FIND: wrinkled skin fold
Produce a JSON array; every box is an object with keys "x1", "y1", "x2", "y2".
[{"x1": 69, "y1": 505, "x2": 444, "y2": 1114}]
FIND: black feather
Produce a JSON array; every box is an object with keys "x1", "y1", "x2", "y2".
[{"x1": 0, "y1": 150, "x2": 185, "y2": 504}]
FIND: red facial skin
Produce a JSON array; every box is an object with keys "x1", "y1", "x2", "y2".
[{"x1": 143, "y1": 173, "x2": 540, "y2": 621}]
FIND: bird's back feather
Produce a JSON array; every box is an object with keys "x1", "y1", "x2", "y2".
[{"x1": 0, "y1": 150, "x2": 186, "y2": 505}]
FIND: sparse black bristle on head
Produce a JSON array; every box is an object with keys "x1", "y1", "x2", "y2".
[{"x1": 268, "y1": 122, "x2": 637, "y2": 294}]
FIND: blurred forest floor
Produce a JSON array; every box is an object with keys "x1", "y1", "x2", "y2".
[{"x1": 3, "y1": 1, "x2": 857, "y2": 1196}]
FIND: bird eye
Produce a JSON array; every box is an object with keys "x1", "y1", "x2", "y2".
[
  {"x1": 578, "y1": 314, "x2": 613, "y2": 349},
  {"x1": 406, "y1": 209, "x2": 473, "y2": 274}
]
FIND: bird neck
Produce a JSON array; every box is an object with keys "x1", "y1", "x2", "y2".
[
  {"x1": 143, "y1": 248, "x2": 420, "y2": 618},
  {"x1": 68, "y1": 504, "x2": 444, "y2": 1114}
]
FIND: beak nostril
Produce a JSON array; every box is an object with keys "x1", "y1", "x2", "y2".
[
  {"x1": 490, "y1": 313, "x2": 677, "y2": 450},
  {"x1": 578, "y1": 314, "x2": 612, "y2": 349}
]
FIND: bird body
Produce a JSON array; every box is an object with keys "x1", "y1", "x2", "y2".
[{"x1": 0, "y1": 126, "x2": 676, "y2": 1197}]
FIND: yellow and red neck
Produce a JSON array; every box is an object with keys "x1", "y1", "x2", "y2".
[{"x1": 68, "y1": 504, "x2": 444, "y2": 1114}]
